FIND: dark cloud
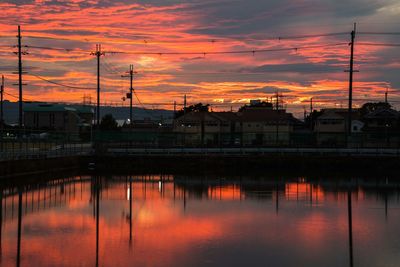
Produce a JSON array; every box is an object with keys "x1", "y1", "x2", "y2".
[
  {"x1": 241, "y1": 63, "x2": 343, "y2": 74},
  {"x1": 186, "y1": 0, "x2": 396, "y2": 36},
  {"x1": 239, "y1": 86, "x2": 293, "y2": 94}
]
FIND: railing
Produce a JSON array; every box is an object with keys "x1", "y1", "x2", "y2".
[
  {"x1": 2, "y1": 128, "x2": 400, "y2": 161},
  {"x1": 106, "y1": 147, "x2": 400, "y2": 157},
  {"x1": 0, "y1": 142, "x2": 93, "y2": 161}
]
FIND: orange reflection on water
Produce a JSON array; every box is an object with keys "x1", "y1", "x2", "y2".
[
  {"x1": 0, "y1": 176, "x2": 398, "y2": 267},
  {"x1": 208, "y1": 185, "x2": 242, "y2": 200},
  {"x1": 285, "y1": 182, "x2": 325, "y2": 202}
]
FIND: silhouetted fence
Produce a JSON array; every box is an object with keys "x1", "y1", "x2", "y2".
[{"x1": 2, "y1": 128, "x2": 400, "y2": 161}]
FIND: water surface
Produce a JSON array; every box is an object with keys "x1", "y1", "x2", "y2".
[{"x1": 1, "y1": 175, "x2": 399, "y2": 267}]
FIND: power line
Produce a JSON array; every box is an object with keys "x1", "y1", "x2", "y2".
[
  {"x1": 358, "y1": 32, "x2": 400, "y2": 35},
  {"x1": 3, "y1": 91, "x2": 32, "y2": 101},
  {"x1": 106, "y1": 43, "x2": 348, "y2": 56},
  {"x1": 20, "y1": 42, "x2": 348, "y2": 56},
  {"x1": 30, "y1": 74, "x2": 96, "y2": 89},
  {"x1": 16, "y1": 41, "x2": 400, "y2": 59},
  {"x1": 133, "y1": 90, "x2": 159, "y2": 117},
  {"x1": 24, "y1": 45, "x2": 90, "y2": 54},
  {"x1": 357, "y1": 42, "x2": 400, "y2": 47},
  {"x1": 15, "y1": 32, "x2": 349, "y2": 43}
]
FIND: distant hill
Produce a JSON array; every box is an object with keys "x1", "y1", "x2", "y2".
[{"x1": 1, "y1": 101, "x2": 173, "y2": 125}]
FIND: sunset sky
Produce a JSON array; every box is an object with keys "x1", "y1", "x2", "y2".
[{"x1": 0, "y1": 0, "x2": 399, "y2": 116}]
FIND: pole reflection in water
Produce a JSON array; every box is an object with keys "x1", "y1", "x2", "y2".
[
  {"x1": 275, "y1": 182, "x2": 279, "y2": 214},
  {"x1": 95, "y1": 176, "x2": 100, "y2": 267},
  {"x1": 129, "y1": 176, "x2": 133, "y2": 247},
  {"x1": 384, "y1": 192, "x2": 388, "y2": 222},
  {"x1": 348, "y1": 190, "x2": 354, "y2": 267},
  {"x1": 16, "y1": 189, "x2": 22, "y2": 267},
  {"x1": 0, "y1": 188, "x2": 2, "y2": 262}
]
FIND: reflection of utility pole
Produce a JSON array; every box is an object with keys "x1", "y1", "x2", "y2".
[
  {"x1": 95, "y1": 177, "x2": 100, "y2": 267},
  {"x1": 129, "y1": 176, "x2": 133, "y2": 246},
  {"x1": 16, "y1": 190, "x2": 22, "y2": 267},
  {"x1": 347, "y1": 190, "x2": 354, "y2": 267},
  {"x1": 384, "y1": 192, "x2": 388, "y2": 221},
  {"x1": 275, "y1": 182, "x2": 279, "y2": 214},
  {"x1": 0, "y1": 189, "x2": 2, "y2": 258}
]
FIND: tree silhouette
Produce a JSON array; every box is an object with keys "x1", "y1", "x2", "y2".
[
  {"x1": 360, "y1": 102, "x2": 391, "y2": 115},
  {"x1": 99, "y1": 114, "x2": 118, "y2": 130},
  {"x1": 238, "y1": 101, "x2": 273, "y2": 112},
  {"x1": 174, "y1": 103, "x2": 209, "y2": 118}
]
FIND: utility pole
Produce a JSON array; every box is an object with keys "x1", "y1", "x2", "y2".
[
  {"x1": 91, "y1": 44, "x2": 104, "y2": 126},
  {"x1": 346, "y1": 23, "x2": 358, "y2": 146},
  {"x1": 0, "y1": 75, "x2": 3, "y2": 152},
  {"x1": 173, "y1": 101, "x2": 176, "y2": 116},
  {"x1": 0, "y1": 75, "x2": 4, "y2": 126},
  {"x1": 17, "y1": 25, "x2": 23, "y2": 128},
  {"x1": 184, "y1": 94, "x2": 187, "y2": 111},
  {"x1": 183, "y1": 94, "x2": 187, "y2": 146},
  {"x1": 122, "y1": 65, "x2": 135, "y2": 126},
  {"x1": 385, "y1": 87, "x2": 388, "y2": 103},
  {"x1": 309, "y1": 97, "x2": 314, "y2": 130}
]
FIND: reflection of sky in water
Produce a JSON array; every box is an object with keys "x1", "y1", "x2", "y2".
[{"x1": 1, "y1": 175, "x2": 399, "y2": 267}]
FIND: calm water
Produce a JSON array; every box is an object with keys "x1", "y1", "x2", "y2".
[{"x1": 0, "y1": 175, "x2": 399, "y2": 267}]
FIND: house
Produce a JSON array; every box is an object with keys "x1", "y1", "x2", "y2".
[
  {"x1": 173, "y1": 111, "x2": 239, "y2": 146},
  {"x1": 237, "y1": 109, "x2": 300, "y2": 146},
  {"x1": 173, "y1": 102, "x2": 299, "y2": 147},
  {"x1": 314, "y1": 108, "x2": 362, "y2": 146},
  {"x1": 362, "y1": 107, "x2": 400, "y2": 147},
  {"x1": 24, "y1": 103, "x2": 94, "y2": 138}
]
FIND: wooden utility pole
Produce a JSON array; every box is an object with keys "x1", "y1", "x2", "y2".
[
  {"x1": 122, "y1": 64, "x2": 135, "y2": 125},
  {"x1": 0, "y1": 75, "x2": 3, "y2": 126},
  {"x1": 346, "y1": 23, "x2": 358, "y2": 145},
  {"x1": 17, "y1": 25, "x2": 23, "y2": 128},
  {"x1": 385, "y1": 87, "x2": 388, "y2": 103},
  {"x1": 183, "y1": 94, "x2": 187, "y2": 111},
  {"x1": 0, "y1": 75, "x2": 3, "y2": 152},
  {"x1": 91, "y1": 44, "x2": 104, "y2": 126}
]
